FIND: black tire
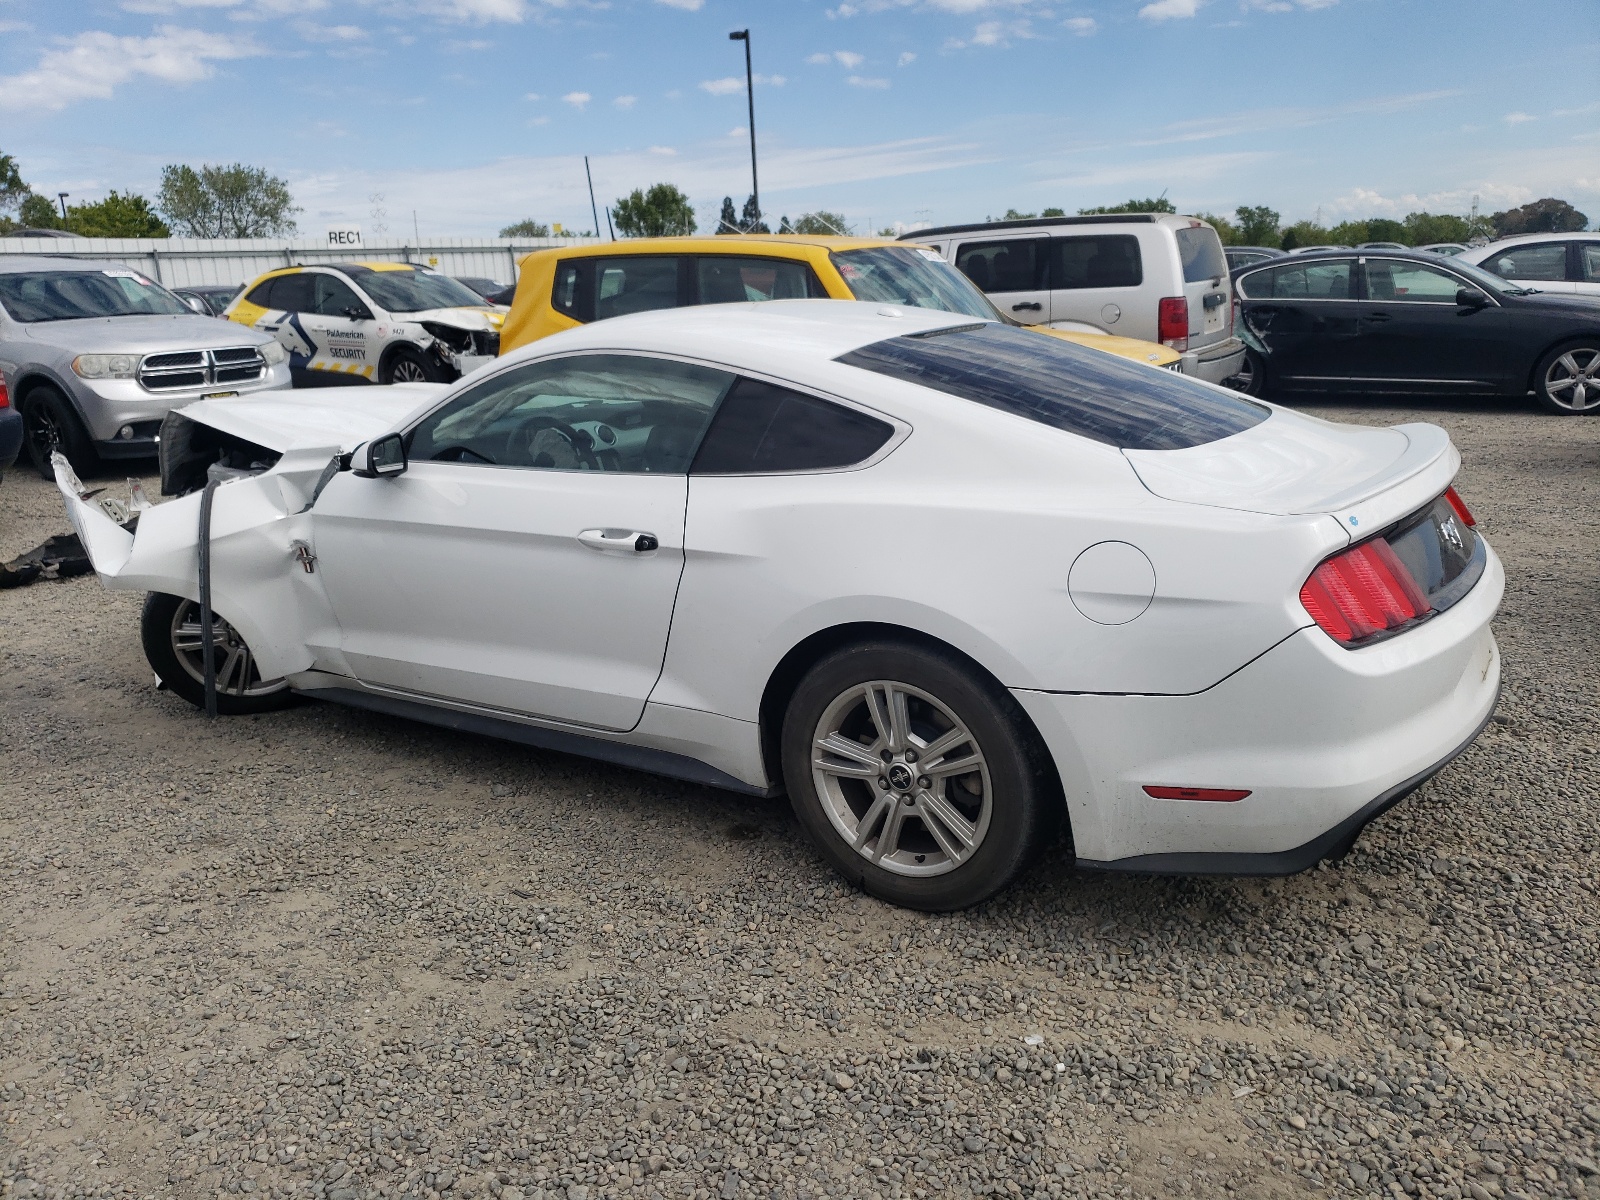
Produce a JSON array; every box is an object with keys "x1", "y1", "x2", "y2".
[
  {"x1": 381, "y1": 344, "x2": 445, "y2": 385},
  {"x1": 140, "y1": 592, "x2": 298, "y2": 715},
  {"x1": 1225, "y1": 347, "x2": 1268, "y2": 397},
  {"x1": 22, "y1": 384, "x2": 97, "y2": 481},
  {"x1": 781, "y1": 639, "x2": 1057, "y2": 911},
  {"x1": 1532, "y1": 339, "x2": 1600, "y2": 415}
]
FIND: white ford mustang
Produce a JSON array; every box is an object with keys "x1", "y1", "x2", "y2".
[{"x1": 56, "y1": 300, "x2": 1503, "y2": 911}]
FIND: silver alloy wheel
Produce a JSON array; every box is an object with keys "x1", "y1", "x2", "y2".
[
  {"x1": 390, "y1": 356, "x2": 429, "y2": 383},
  {"x1": 810, "y1": 679, "x2": 993, "y2": 877},
  {"x1": 169, "y1": 600, "x2": 289, "y2": 698},
  {"x1": 1545, "y1": 347, "x2": 1600, "y2": 411}
]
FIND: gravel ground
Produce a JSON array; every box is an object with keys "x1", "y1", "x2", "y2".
[{"x1": 2, "y1": 396, "x2": 1598, "y2": 1200}]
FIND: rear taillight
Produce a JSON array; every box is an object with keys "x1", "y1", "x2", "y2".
[
  {"x1": 1443, "y1": 486, "x2": 1475, "y2": 527},
  {"x1": 0, "y1": 376, "x2": 8, "y2": 409},
  {"x1": 1300, "y1": 538, "x2": 1432, "y2": 645},
  {"x1": 1158, "y1": 296, "x2": 1189, "y2": 352}
]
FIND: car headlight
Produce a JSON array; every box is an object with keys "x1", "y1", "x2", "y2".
[
  {"x1": 72, "y1": 354, "x2": 139, "y2": 380},
  {"x1": 259, "y1": 340, "x2": 289, "y2": 366}
]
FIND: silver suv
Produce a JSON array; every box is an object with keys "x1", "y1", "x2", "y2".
[
  {"x1": 901, "y1": 214, "x2": 1246, "y2": 384},
  {"x1": 0, "y1": 256, "x2": 290, "y2": 478}
]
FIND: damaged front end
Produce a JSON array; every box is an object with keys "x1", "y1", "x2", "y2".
[{"x1": 416, "y1": 307, "x2": 504, "y2": 379}]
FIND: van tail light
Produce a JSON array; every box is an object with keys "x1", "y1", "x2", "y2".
[
  {"x1": 0, "y1": 376, "x2": 8, "y2": 409},
  {"x1": 1443, "y1": 486, "x2": 1475, "y2": 527},
  {"x1": 1299, "y1": 538, "x2": 1432, "y2": 645},
  {"x1": 1158, "y1": 296, "x2": 1189, "y2": 352}
]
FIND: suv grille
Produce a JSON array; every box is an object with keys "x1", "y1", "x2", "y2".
[{"x1": 139, "y1": 347, "x2": 266, "y2": 392}]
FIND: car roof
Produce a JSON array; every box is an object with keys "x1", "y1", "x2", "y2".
[
  {"x1": 0, "y1": 255, "x2": 151, "y2": 274},
  {"x1": 900, "y1": 213, "x2": 1193, "y2": 239},
  {"x1": 1463, "y1": 231, "x2": 1599, "y2": 250},
  {"x1": 1237, "y1": 247, "x2": 1472, "y2": 271},
  {"x1": 518, "y1": 235, "x2": 898, "y2": 263}
]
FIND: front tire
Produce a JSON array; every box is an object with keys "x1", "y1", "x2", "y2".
[
  {"x1": 1533, "y1": 340, "x2": 1600, "y2": 414},
  {"x1": 22, "y1": 385, "x2": 97, "y2": 481},
  {"x1": 141, "y1": 592, "x2": 296, "y2": 715},
  {"x1": 781, "y1": 640, "x2": 1056, "y2": 911},
  {"x1": 381, "y1": 345, "x2": 445, "y2": 385}
]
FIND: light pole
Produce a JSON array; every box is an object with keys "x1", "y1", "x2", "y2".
[
  {"x1": 57, "y1": 193, "x2": 69, "y2": 220},
  {"x1": 729, "y1": 29, "x2": 759, "y2": 230}
]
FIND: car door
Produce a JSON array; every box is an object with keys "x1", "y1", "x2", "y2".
[
  {"x1": 1477, "y1": 241, "x2": 1575, "y2": 294},
  {"x1": 298, "y1": 273, "x2": 382, "y2": 382},
  {"x1": 1356, "y1": 257, "x2": 1514, "y2": 391},
  {"x1": 1234, "y1": 258, "x2": 1359, "y2": 386},
  {"x1": 308, "y1": 352, "x2": 734, "y2": 731},
  {"x1": 950, "y1": 238, "x2": 1050, "y2": 323},
  {"x1": 1046, "y1": 233, "x2": 1145, "y2": 332}
]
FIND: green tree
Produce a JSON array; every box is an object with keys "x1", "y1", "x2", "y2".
[
  {"x1": 1326, "y1": 219, "x2": 1374, "y2": 246},
  {"x1": 612, "y1": 183, "x2": 696, "y2": 237},
  {"x1": 792, "y1": 211, "x2": 851, "y2": 235},
  {"x1": 1041, "y1": 206, "x2": 1065, "y2": 218},
  {"x1": 499, "y1": 219, "x2": 550, "y2": 237},
  {"x1": 1234, "y1": 205, "x2": 1280, "y2": 246},
  {"x1": 739, "y1": 194, "x2": 769, "y2": 235},
  {"x1": 1491, "y1": 197, "x2": 1589, "y2": 236},
  {"x1": 1001, "y1": 208, "x2": 1036, "y2": 220},
  {"x1": 777, "y1": 215, "x2": 793, "y2": 234},
  {"x1": 0, "y1": 151, "x2": 28, "y2": 220},
  {"x1": 63, "y1": 191, "x2": 169, "y2": 238},
  {"x1": 716, "y1": 196, "x2": 739, "y2": 234},
  {"x1": 1402, "y1": 212, "x2": 1473, "y2": 245},
  {"x1": 158, "y1": 163, "x2": 300, "y2": 237},
  {"x1": 1279, "y1": 219, "x2": 1332, "y2": 251},
  {"x1": 18, "y1": 193, "x2": 60, "y2": 229},
  {"x1": 1078, "y1": 196, "x2": 1176, "y2": 215},
  {"x1": 1194, "y1": 212, "x2": 1240, "y2": 244}
]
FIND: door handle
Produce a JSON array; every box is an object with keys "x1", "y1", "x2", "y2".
[
  {"x1": 1365, "y1": 311, "x2": 1392, "y2": 322},
  {"x1": 1011, "y1": 302, "x2": 1043, "y2": 312},
  {"x1": 578, "y1": 528, "x2": 659, "y2": 553}
]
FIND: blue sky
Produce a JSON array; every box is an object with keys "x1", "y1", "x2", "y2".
[{"x1": 1, "y1": 0, "x2": 1596, "y2": 238}]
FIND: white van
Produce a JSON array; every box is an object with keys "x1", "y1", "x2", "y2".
[{"x1": 901, "y1": 214, "x2": 1245, "y2": 385}]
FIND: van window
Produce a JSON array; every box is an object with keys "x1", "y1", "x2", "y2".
[
  {"x1": 953, "y1": 239, "x2": 1047, "y2": 293},
  {"x1": 1175, "y1": 225, "x2": 1228, "y2": 283},
  {"x1": 1050, "y1": 235, "x2": 1142, "y2": 289},
  {"x1": 836, "y1": 323, "x2": 1267, "y2": 451}
]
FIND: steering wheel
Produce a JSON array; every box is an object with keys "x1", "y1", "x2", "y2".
[
  {"x1": 503, "y1": 416, "x2": 600, "y2": 470},
  {"x1": 431, "y1": 444, "x2": 497, "y2": 464}
]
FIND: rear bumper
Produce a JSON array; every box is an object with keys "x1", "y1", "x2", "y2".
[
  {"x1": 0, "y1": 407, "x2": 22, "y2": 475},
  {"x1": 1180, "y1": 337, "x2": 1246, "y2": 384},
  {"x1": 1012, "y1": 540, "x2": 1504, "y2": 870}
]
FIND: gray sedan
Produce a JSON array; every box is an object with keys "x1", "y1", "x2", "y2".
[{"x1": 0, "y1": 257, "x2": 291, "y2": 478}]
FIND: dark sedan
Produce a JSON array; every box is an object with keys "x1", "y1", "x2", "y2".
[
  {"x1": 1233, "y1": 249, "x2": 1600, "y2": 414},
  {"x1": 170, "y1": 283, "x2": 244, "y2": 317}
]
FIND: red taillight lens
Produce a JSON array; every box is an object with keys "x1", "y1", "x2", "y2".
[
  {"x1": 1300, "y1": 538, "x2": 1432, "y2": 645},
  {"x1": 1158, "y1": 296, "x2": 1189, "y2": 351},
  {"x1": 1143, "y1": 786, "x2": 1251, "y2": 802},
  {"x1": 0, "y1": 376, "x2": 9, "y2": 409},
  {"x1": 1443, "y1": 486, "x2": 1475, "y2": 527}
]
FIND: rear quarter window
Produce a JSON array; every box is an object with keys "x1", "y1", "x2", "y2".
[
  {"x1": 692, "y1": 377, "x2": 894, "y2": 474},
  {"x1": 835, "y1": 323, "x2": 1267, "y2": 451}
]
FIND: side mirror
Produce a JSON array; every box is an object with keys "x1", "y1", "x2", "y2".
[
  {"x1": 1456, "y1": 287, "x2": 1488, "y2": 309},
  {"x1": 183, "y1": 295, "x2": 209, "y2": 315},
  {"x1": 354, "y1": 433, "x2": 407, "y2": 479},
  {"x1": 344, "y1": 305, "x2": 373, "y2": 321}
]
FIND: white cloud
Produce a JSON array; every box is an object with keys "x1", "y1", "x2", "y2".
[
  {"x1": 1063, "y1": 16, "x2": 1097, "y2": 34},
  {"x1": 728, "y1": 126, "x2": 746, "y2": 137},
  {"x1": 945, "y1": 18, "x2": 1032, "y2": 47},
  {"x1": 834, "y1": 50, "x2": 865, "y2": 68},
  {"x1": 654, "y1": 0, "x2": 703, "y2": 8},
  {"x1": 648, "y1": 145, "x2": 677, "y2": 155},
  {"x1": 806, "y1": 52, "x2": 832, "y2": 64},
  {"x1": 526, "y1": 115, "x2": 549, "y2": 126},
  {"x1": 848, "y1": 75, "x2": 890, "y2": 88},
  {"x1": 1131, "y1": 90, "x2": 1462, "y2": 147},
  {"x1": 297, "y1": 20, "x2": 367, "y2": 38},
  {"x1": 826, "y1": 3, "x2": 858, "y2": 15},
  {"x1": 613, "y1": 94, "x2": 636, "y2": 109},
  {"x1": 1503, "y1": 111, "x2": 1535, "y2": 125},
  {"x1": 561, "y1": 90, "x2": 590, "y2": 108},
  {"x1": 1140, "y1": 0, "x2": 1201, "y2": 19},
  {"x1": 524, "y1": 91, "x2": 541, "y2": 101},
  {"x1": 0, "y1": 19, "x2": 32, "y2": 32},
  {"x1": 699, "y1": 73, "x2": 783, "y2": 95},
  {"x1": 405, "y1": 0, "x2": 529, "y2": 20},
  {"x1": 0, "y1": 25, "x2": 260, "y2": 113},
  {"x1": 897, "y1": 50, "x2": 916, "y2": 65}
]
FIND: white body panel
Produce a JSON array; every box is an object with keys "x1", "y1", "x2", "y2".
[{"x1": 58, "y1": 300, "x2": 1503, "y2": 868}]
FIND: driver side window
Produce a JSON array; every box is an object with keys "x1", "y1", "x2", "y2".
[{"x1": 407, "y1": 354, "x2": 734, "y2": 474}]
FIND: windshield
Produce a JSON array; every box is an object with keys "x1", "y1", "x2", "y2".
[
  {"x1": 832, "y1": 247, "x2": 998, "y2": 320},
  {"x1": 356, "y1": 269, "x2": 487, "y2": 313},
  {"x1": 0, "y1": 269, "x2": 190, "y2": 323}
]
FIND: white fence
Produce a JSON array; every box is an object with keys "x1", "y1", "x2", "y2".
[{"x1": 0, "y1": 235, "x2": 604, "y2": 289}]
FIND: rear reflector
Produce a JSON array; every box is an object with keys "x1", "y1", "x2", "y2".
[
  {"x1": 1443, "y1": 486, "x2": 1476, "y2": 527},
  {"x1": 1143, "y1": 786, "x2": 1251, "y2": 802},
  {"x1": 1158, "y1": 296, "x2": 1189, "y2": 352},
  {"x1": 1300, "y1": 537, "x2": 1432, "y2": 645}
]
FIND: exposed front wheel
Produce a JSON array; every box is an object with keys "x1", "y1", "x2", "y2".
[
  {"x1": 140, "y1": 592, "x2": 296, "y2": 715},
  {"x1": 781, "y1": 641, "x2": 1056, "y2": 911},
  {"x1": 381, "y1": 345, "x2": 444, "y2": 385},
  {"x1": 22, "y1": 386, "x2": 97, "y2": 481},
  {"x1": 1533, "y1": 341, "x2": 1600, "y2": 414}
]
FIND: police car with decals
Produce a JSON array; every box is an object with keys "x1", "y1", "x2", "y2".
[{"x1": 224, "y1": 262, "x2": 506, "y2": 386}]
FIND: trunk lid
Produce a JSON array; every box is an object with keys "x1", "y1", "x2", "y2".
[
  {"x1": 1173, "y1": 222, "x2": 1232, "y2": 351},
  {"x1": 1123, "y1": 407, "x2": 1459, "y2": 534}
]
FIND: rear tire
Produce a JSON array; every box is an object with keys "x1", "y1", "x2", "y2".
[
  {"x1": 381, "y1": 345, "x2": 445, "y2": 385},
  {"x1": 1225, "y1": 347, "x2": 1267, "y2": 397},
  {"x1": 22, "y1": 385, "x2": 97, "y2": 481},
  {"x1": 1533, "y1": 340, "x2": 1600, "y2": 414},
  {"x1": 141, "y1": 592, "x2": 297, "y2": 715},
  {"x1": 781, "y1": 640, "x2": 1056, "y2": 911}
]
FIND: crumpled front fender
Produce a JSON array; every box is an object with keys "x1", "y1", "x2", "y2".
[{"x1": 54, "y1": 449, "x2": 345, "y2": 683}]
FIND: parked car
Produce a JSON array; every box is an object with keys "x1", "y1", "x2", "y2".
[
  {"x1": 0, "y1": 256, "x2": 290, "y2": 478},
  {"x1": 1225, "y1": 246, "x2": 1284, "y2": 272},
  {"x1": 1288, "y1": 245, "x2": 1350, "y2": 254},
  {"x1": 1417, "y1": 243, "x2": 1468, "y2": 256},
  {"x1": 1457, "y1": 232, "x2": 1600, "y2": 297},
  {"x1": 1232, "y1": 248, "x2": 1600, "y2": 413},
  {"x1": 57, "y1": 300, "x2": 1501, "y2": 910},
  {"x1": 171, "y1": 283, "x2": 244, "y2": 317},
  {"x1": 1358, "y1": 242, "x2": 1408, "y2": 251},
  {"x1": 899, "y1": 214, "x2": 1246, "y2": 384},
  {"x1": 0, "y1": 368, "x2": 19, "y2": 479},
  {"x1": 3, "y1": 228, "x2": 75, "y2": 239},
  {"x1": 453, "y1": 275, "x2": 509, "y2": 304},
  {"x1": 224, "y1": 262, "x2": 506, "y2": 386},
  {"x1": 498, "y1": 234, "x2": 1182, "y2": 369},
  {"x1": 487, "y1": 281, "x2": 517, "y2": 307}
]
